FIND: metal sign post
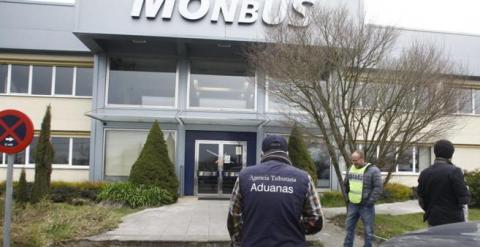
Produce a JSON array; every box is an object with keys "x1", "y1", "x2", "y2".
[
  {"x1": 3, "y1": 154, "x2": 14, "y2": 247},
  {"x1": 0, "y1": 109, "x2": 34, "y2": 247}
]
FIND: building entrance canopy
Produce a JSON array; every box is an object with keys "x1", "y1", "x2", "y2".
[{"x1": 74, "y1": 0, "x2": 362, "y2": 52}]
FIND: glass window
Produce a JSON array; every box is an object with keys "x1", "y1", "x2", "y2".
[
  {"x1": 381, "y1": 146, "x2": 396, "y2": 172},
  {"x1": 267, "y1": 80, "x2": 294, "y2": 112},
  {"x1": 361, "y1": 83, "x2": 378, "y2": 108},
  {"x1": 108, "y1": 57, "x2": 176, "y2": 106},
  {"x1": 458, "y1": 89, "x2": 473, "y2": 114},
  {"x1": 189, "y1": 60, "x2": 255, "y2": 110},
  {"x1": 55, "y1": 66, "x2": 74, "y2": 95},
  {"x1": 72, "y1": 138, "x2": 90, "y2": 166},
  {"x1": 52, "y1": 137, "x2": 69, "y2": 164},
  {"x1": 307, "y1": 141, "x2": 331, "y2": 188},
  {"x1": 10, "y1": 65, "x2": 29, "y2": 93},
  {"x1": 28, "y1": 137, "x2": 39, "y2": 164},
  {"x1": 475, "y1": 90, "x2": 480, "y2": 115},
  {"x1": 14, "y1": 149, "x2": 26, "y2": 165},
  {"x1": 364, "y1": 144, "x2": 378, "y2": 166},
  {"x1": 0, "y1": 64, "x2": 7, "y2": 94},
  {"x1": 32, "y1": 66, "x2": 52, "y2": 95},
  {"x1": 397, "y1": 147, "x2": 414, "y2": 172},
  {"x1": 104, "y1": 130, "x2": 176, "y2": 176},
  {"x1": 418, "y1": 146, "x2": 431, "y2": 172},
  {"x1": 76, "y1": 67, "x2": 93, "y2": 96}
]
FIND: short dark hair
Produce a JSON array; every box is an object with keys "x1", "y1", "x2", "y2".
[{"x1": 434, "y1": 139, "x2": 454, "y2": 159}]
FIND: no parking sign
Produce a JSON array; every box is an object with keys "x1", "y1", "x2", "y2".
[
  {"x1": 0, "y1": 109, "x2": 34, "y2": 247},
  {"x1": 0, "y1": 109, "x2": 34, "y2": 154}
]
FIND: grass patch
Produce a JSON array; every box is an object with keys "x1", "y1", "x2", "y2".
[
  {"x1": 468, "y1": 208, "x2": 480, "y2": 220},
  {"x1": 0, "y1": 200, "x2": 138, "y2": 246},
  {"x1": 331, "y1": 208, "x2": 480, "y2": 240},
  {"x1": 320, "y1": 191, "x2": 346, "y2": 207}
]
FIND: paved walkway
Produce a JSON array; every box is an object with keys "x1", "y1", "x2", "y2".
[{"x1": 87, "y1": 198, "x2": 423, "y2": 246}]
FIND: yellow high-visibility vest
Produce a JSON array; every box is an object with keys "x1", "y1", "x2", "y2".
[{"x1": 348, "y1": 164, "x2": 371, "y2": 204}]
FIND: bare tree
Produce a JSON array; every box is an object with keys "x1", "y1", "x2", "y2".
[{"x1": 248, "y1": 6, "x2": 465, "y2": 200}]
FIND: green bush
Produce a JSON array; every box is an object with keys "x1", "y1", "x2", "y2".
[
  {"x1": 465, "y1": 170, "x2": 480, "y2": 207},
  {"x1": 0, "y1": 180, "x2": 105, "y2": 204},
  {"x1": 49, "y1": 181, "x2": 106, "y2": 203},
  {"x1": 381, "y1": 183, "x2": 412, "y2": 203},
  {"x1": 288, "y1": 125, "x2": 317, "y2": 185},
  {"x1": 98, "y1": 182, "x2": 176, "y2": 208},
  {"x1": 32, "y1": 105, "x2": 54, "y2": 203},
  {"x1": 320, "y1": 191, "x2": 346, "y2": 207},
  {"x1": 129, "y1": 121, "x2": 179, "y2": 197},
  {"x1": 16, "y1": 168, "x2": 29, "y2": 204}
]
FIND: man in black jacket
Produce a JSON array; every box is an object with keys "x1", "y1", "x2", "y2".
[{"x1": 417, "y1": 139, "x2": 470, "y2": 226}]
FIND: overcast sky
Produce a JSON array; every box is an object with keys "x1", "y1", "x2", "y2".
[
  {"x1": 28, "y1": 0, "x2": 480, "y2": 36},
  {"x1": 364, "y1": 0, "x2": 480, "y2": 35}
]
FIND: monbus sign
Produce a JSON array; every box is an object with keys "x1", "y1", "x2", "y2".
[{"x1": 131, "y1": 0, "x2": 315, "y2": 26}]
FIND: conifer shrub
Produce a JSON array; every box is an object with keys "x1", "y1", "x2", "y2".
[
  {"x1": 16, "y1": 168, "x2": 29, "y2": 204},
  {"x1": 98, "y1": 182, "x2": 175, "y2": 208},
  {"x1": 31, "y1": 105, "x2": 54, "y2": 203},
  {"x1": 465, "y1": 170, "x2": 480, "y2": 207},
  {"x1": 129, "y1": 121, "x2": 179, "y2": 197},
  {"x1": 288, "y1": 125, "x2": 317, "y2": 185}
]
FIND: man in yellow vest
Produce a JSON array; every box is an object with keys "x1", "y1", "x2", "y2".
[{"x1": 343, "y1": 151, "x2": 383, "y2": 247}]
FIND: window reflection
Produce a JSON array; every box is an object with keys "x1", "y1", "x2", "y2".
[
  {"x1": 52, "y1": 137, "x2": 69, "y2": 164},
  {"x1": 475, "y1": 90, "x2": 480, "y2": 115},
  {"x1": 55, "y1": 66, "x2": 74, "y2": 95},
  {"x1": 105, "y1": 130, "x2": 176, "y2": 176},
  {"x1": 29, "y1": 137, "x2": 39, "y2": 164},
  {"x1": 189, "y1": 60, "x2": 255, "y2": 110},
  {"x1": 76, "y1": 67, "x2": 93, "y2": 96},
  {"x1": 0, "y1": 64, "x2": 8, "y2": 93},
  {"x1": 267, "y1": 80, "x2": 295, "y2": 112},
  {"x1": 307, "y1": 141, "x2": 331, "y2": 188},
  {"x1": 397, "y1": 147, "x2": 414, "y2": 172},
  {"x1": 32, "y1": 66, "x2": 52, "y2": 95},
  {"x1": 458, "y1": 89, "x2": 473, "y2": 114},
  {"x1": 108, "y1": 57, "x2": 176, "y2": 107},
  {"x1": 11, "y1": 65, "x2": 29, "y2": 93},
  {"x1": 72, "y1": 138, "x2": 90, "y2": 166},
  {"x1": 14, "y1": 150, "x2": 26, "y2": 165}
]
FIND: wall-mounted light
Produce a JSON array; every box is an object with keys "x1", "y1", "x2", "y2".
[
  {"x1": 132, "y1": 40, "x2": 147, "y2": 44},
  {"x1": 217, "y1": 43, "x2": 231, "y2": 48}
]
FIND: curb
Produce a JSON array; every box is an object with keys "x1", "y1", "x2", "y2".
[{"x1": 57, "y1": 240, "x2": 325, "y2": 247}]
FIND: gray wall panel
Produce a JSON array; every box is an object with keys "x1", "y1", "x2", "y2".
[
  {"x1": 0, "y1": 1, "x2": 89, "y2": 52},
  {"x1": 394, "y1": 29, "x2": 480, "y2": 76}
]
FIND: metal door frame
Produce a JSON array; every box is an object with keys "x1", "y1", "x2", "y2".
[{"x1": 194, "y1": 140, "x2": 247, "y2": 196}]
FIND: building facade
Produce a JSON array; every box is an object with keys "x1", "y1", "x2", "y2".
[{"x1": 1, "y1": 0, "x2": 480, "y2": 196}]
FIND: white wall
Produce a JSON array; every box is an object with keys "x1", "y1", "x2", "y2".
[
  {"x1": 388, "y1": 174, "x2": 418, "y2": 187},
  {"x1": 0, "y1": 166, "x2": 89, "y2": 182},
  {"x1": 0, "y1": 95, "x2": 91, "y2": 131},
  {"x1": 452, "y1": 146, "x2": 480, "y2": 171},
  {"x1": 1, "y1": 96, "x2": 92, "y2": 183}
]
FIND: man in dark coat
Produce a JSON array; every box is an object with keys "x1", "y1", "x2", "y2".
[
  {"x1": 227, "y1": 135, "x2": 324, "y2": 247},
  {"x1": 417, "y1": 139, "x2": 470, "y2": 226}
]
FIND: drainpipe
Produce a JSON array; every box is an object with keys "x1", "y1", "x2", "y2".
[
  {"x1": 256, "y1": 114, "x2": 271, "y2": 163},
  {"x1": 175, "y1": 110, "x2": 185, "y2": 195}
]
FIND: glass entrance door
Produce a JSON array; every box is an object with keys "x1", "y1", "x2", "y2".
[{"x1": 195, "y1": 140, "x2": 247, "y2": 196}]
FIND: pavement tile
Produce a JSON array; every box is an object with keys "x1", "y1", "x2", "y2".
[{"x1": 88, "y1": 198, "x2": 421, "y2": 246}]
